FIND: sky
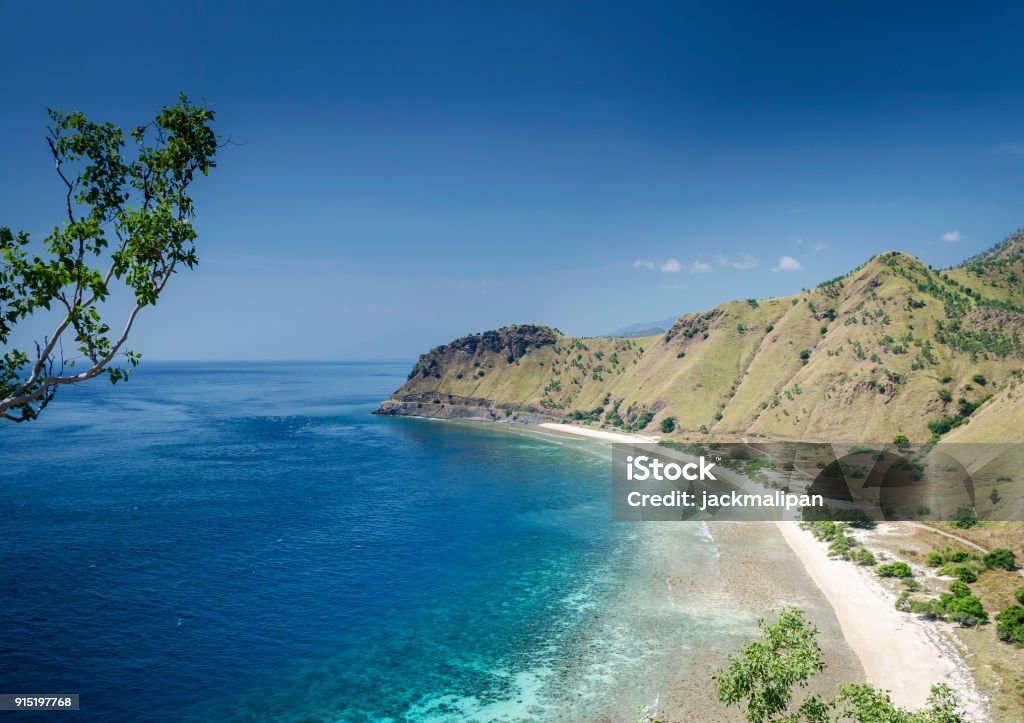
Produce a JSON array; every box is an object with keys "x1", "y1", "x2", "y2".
[{"x1": 3, "y1": 1, "x2": 1024, "y2": 359}]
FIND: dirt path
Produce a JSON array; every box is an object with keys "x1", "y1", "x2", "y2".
[{"x1": 904, "y1": 521, "x2": 989, "y2": 553}]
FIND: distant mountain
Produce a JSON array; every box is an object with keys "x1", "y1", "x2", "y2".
[
  {"x1": 603, "y1": 317, "x2": 679, "y2": 338},
  {"x1": 961, "y1": 228, "x2": 1024, "y2": 265},
  {"x1": 378, "y1": 231, "x2": 1024, "y2": 443}
]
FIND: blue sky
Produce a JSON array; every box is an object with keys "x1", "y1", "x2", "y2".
[{"x1": 3, "y1": 1, "x2": 1024, "y2": 359}]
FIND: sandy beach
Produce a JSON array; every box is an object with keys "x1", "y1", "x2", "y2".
[
  {"x1": 776, "y1": 521, "x2": 987, "y2": 718},
  {"x1": 531, "y1": 421, "x2": 986, "y2": 718},
  {"x1": 536, "y1": 422, "x2": 659, "y2": 444}
]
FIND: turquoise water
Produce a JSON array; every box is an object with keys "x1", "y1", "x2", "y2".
[{"x1": 1, "y1": 362, "x2": 740, "y2": 721}]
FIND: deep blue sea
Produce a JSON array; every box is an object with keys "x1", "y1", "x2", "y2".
[{"x1": 1, "y1": 362, "x2": 744, "y2": 722}]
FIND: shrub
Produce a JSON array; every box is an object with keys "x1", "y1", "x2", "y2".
[
  {"x1": 892, "y1": 434, "x2": 910, "y2": 450},
  {"x1": 996, "y1": 606, "x2": 1024, "y2": 645},
  {"x1": 951, "y1": 506, "x2": 980, "y2": 529},
  {"x1": 949, "y1": 565, "x2": 978, "y2": 583},
  {"x1": 947, "y1": 550, "x2": 971, "y2": 563},
  {"x1": 971, "y1": 373, "x2": 987, "y2": 386},
  {"x1": 676, "y1": 350, "x2": 686, "y2": 358},
  {"x1": 854, "y1": 548, "x2": 877, "y2": 566},
  {"x1": 765, "y1": 324, "x2": 774, "y2": 333},
  {"x1": 799, "y1": 349, "x2": 811, "y2": 363},
  {"x1": 876, "y1": 562, "x2": 913, "y2": 578},
  {"x1": 924, "y1": 551, "x2": 944, "y2": 567},
  {"x1": 660, "y1": 417, "x2": 676, "y2": 434},
  {"x1": 828, "y1": 535, "x2": 856, "y2": 558},
  {"x1": 901, "y1": 578, "x2": 922, "y2": 591},
  {"x1": 946, "y1": 594, "x2": 988, "y2": 627},
  {"x1": 984, "y1": 547, "x2": 1016, "y2": 571},
  {"x1": 909, "y1": 599, "x2": 943, "y2": 619},
  {"x1": 1015, "y1": 586, "x2": 1024, "y2": 605},
  {"x1": 948, "y1": 580, "x2": 972, "y2": 598}
]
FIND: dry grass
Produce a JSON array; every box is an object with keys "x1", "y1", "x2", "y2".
[{"x1": 859, "y1": 522, "x2": 1024, "y2": 722}]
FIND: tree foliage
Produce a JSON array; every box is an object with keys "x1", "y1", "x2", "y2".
[
  {"x1": 714, "y1": 608, "x2": 968, "y2": 722},
  {"x1": 0, "y1": 95, "x2": 217, "y2": 421},
  {"x1": 982, "y1": 547, "x2": 1016, "y2": 571},
  {"x1": 713, "y1": 608, "x2": 826, "y2": 723}
]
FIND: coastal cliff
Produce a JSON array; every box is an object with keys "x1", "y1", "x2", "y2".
[{"x1": 378, "y1": 232, "x2": 1024, "y2": 443}]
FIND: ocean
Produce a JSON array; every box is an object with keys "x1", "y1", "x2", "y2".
[{"x1": 1, "y1": 361, "x2": 765, "y2": 722}]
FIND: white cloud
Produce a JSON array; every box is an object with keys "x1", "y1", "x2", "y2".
[
  {"x1": 793, "y1": 236, "x2": 803, "y2": 246},
  {"x1": 731, "y1": 253, "x2": 757, "y2": 270},
  {"x1": 772, "y1": 256, "x2": 803, "y2": 272},
  {"x1": 635, "y1": 257, "x2": 712, "y2": 273},
  {"x1": 942, "y1": 231, "x2": 961, "y2": 243},
  {"x1": 812, "y1": 243, "x2": 827, "y2": 253}
]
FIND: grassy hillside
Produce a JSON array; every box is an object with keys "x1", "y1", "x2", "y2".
[{"x1": 379, "y1": 233, "x2": 1024, "y2": 443}]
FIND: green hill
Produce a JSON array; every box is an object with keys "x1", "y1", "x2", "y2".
[{"x1": 377, "y1": 233, "x2": 1024, "y2": 443}]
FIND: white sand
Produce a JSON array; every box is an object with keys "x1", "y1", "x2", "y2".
[
  {"x1": 536, "y1": 422, "x2": 658, "y2": 444},
  {"x1": 776, "y1": 522, "x2": 986, "y2": 719}
]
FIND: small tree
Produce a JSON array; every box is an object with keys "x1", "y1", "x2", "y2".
[
  {"x1": 714, "y1": 607, "x2": 967, "y2": 722},
  {"x1": 876, "y1": 562, "x2": 913, "y2": 578},
  {"x1": 892, "y1": 434, "x2": 911, "y2": 450},
  {"x1": 996, "y1": 605, "x2": 1024, "y2": 645},
  {"x1": 945, "y1": 594, "x2": 987, "y2": 627},
  {"x1": 660, "y1": 416, "x2": 676, "y2": 434},
  {"x1": 983, "y1": 547, "x2": 1016, "y2": 571},
  {"x1": 713, "y1": 608, "x2": 826, "y2": 723},
  {"x1": 1, "y1": 95, "x2": 218, "y2": 422}
]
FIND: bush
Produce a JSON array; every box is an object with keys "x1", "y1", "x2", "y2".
[
  {"x1": 948, "y1": 580, "x2": 972, "y2": 598},
  {"x1": 892, "y1": 434, "x2": 910, "y2": 450},
  {"x1": 909, "y1": 598, "x2": 943, "y2": 619},
  {"x1": 949, "y1": 565, "x2": 978, "y2": 584},
  {"x1": 951, "y1": 506, "x2": 980, "y2": 529},
  {"x1": 660, "y1": 417, "x2": 676, "y2": 434},
  {"x1": 984, "y1": 547, "x2": 1016, "y2": 571},
  {"x1": 876, "y1": 562, "x2": 913, "y2": 578},
  {"x1": 854, "y1": 548, "x2": 876, "y2": 566},
  {"x1": 946, "y1": 594, "x2": 987, "y2": 627},
  {"x1": 901, "y1": 578, "x2": 922, "y2": 591},
  {"x1": 996, "y1": 605, "x2": 1024, "y2": 645},
  {"x1": 971, "y1": 373, "x2": 987, "y2": 386},
  {"x1": 924, "y1": 551, "x2": 944, "y2": 567},
  {"x1": 1015, "y1": 586, "x2": 1024, "y2": 605},
  {"x1": 947, "y1": 550, "x2": 971, "y2": 563}
]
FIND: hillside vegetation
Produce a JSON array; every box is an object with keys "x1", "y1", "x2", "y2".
[{"x1": 378, "y1": 232, "x2": 1024, "y2": 443}]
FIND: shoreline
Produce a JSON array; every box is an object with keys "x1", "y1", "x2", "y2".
[
  {"x1": 775, "y1": 521, "x2": 986, "y2": 718},
  {"x1": 403, "y1": 413, "x2": 987, "y2": 719},
  {"x1": 535, "y1": 421, "x2": 659, "y2": 444}
]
